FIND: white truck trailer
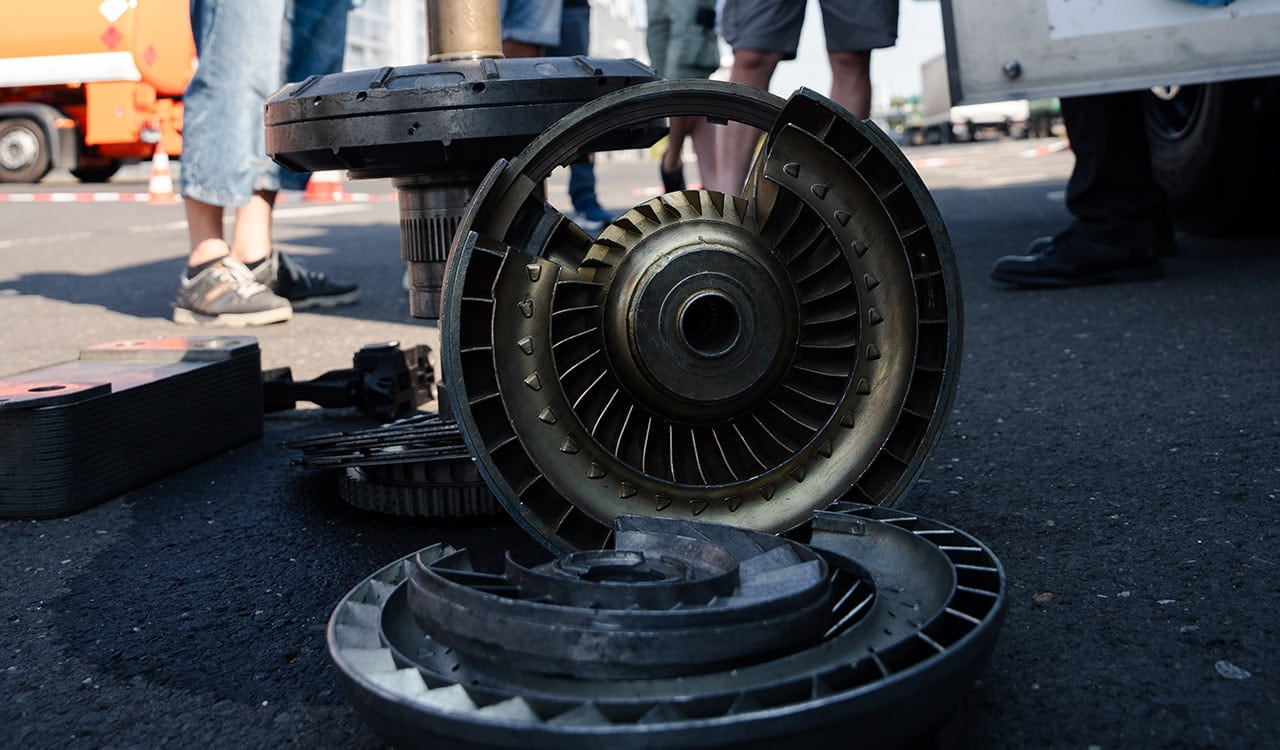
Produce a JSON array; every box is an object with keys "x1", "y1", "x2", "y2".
[
  {"x1": 938, "y1": 0, "x2": 1280, "y2": 235},
  {"x1": 908, "y1": 54, "x2": 1057, "y2": 144}
]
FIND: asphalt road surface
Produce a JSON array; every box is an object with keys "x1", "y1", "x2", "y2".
[{"x1": 1, "y1": 137, "x2": 1277, "y2": 748}]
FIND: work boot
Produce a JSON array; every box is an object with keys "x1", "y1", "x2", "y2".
[
  {"x1": 173, "y1": 256, "x2": 293, "y2": 327},
  {"x1": 253, "y1": 250, "x2": 361, "y2": 310},
  {"x1": 990, "y1": 230, "x2": 1164, "y2": 288}
]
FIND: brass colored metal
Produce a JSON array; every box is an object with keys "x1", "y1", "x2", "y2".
[
  {"x1": 426, "y1": 0, "x2": 502, "y2": 62},
  {"x1": 442, "y1": 81, "x2": 963, "y2": 553}
]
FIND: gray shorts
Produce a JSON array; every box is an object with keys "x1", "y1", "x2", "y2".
[
  {"x1": 721, "y1": 0, "x2": 898, "y2": 59},
  {"x1": 647, "y1": 0, "x2": 721, "y2": 79}
]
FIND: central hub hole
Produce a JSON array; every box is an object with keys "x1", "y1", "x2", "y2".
[
  {"x1": 580, "y1": 564, "x2": 669, "y2": 584},
  {"x1": 679, "y1": 291, "x2": 741, "y2": 357},
  {"x1": 562, "y1": 550, "x2": 690, "y2": 584}
]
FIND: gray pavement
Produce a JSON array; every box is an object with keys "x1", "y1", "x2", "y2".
[{"x1": 2, "y1": 138, "x2": 1277, "y2": 748}]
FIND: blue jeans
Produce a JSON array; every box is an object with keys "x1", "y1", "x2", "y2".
[
  {"x1": 181, "y1": 0, "x2": 350, "y2": 205},
  {"x1": 546, "y1": 4, "x2": 601, "y2": 213},
  {"x1": 499, "y1": 0, "x2": 563, "y2": 47}
]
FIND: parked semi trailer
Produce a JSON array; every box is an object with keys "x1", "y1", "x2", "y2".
[
  {"x1": 0, "y1": 0, "x2": 195, "y2": 183},
  {"x1": 908, "y1": 54, "x2": 1058, "y2": 144},
  {"x1": 939, "y1": 0, "x2": 1280, "y2": 235}
]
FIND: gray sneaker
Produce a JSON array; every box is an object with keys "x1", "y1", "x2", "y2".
[
  {"x1": 173, "y1": 256, "x2": 293, "y2": 327},
  {"x1": 252, "y1": 250, "x2": 360, "y2": 310}
]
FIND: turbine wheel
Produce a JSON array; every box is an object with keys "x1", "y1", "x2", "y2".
[
  {"x1": 442, "y1": 81, "x2": 962, "y2": 552},
  {"x1": 326, "y1": 505, "x2": 1005, "y2": 748}
]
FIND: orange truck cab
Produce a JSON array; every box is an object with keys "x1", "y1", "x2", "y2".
[{"x1": 0, "y1": 0, "x2": 195, "y2": 183}]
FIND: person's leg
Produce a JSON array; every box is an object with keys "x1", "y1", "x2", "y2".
[
  {"x1": 230, "y1": 191, "x2": 277, "y2": 266},
  {"x1": 502, "y1": 40, "x2": 543, "y2": 56},
  {"x1": 645, "y1": 0, "x2": 685, "y2": 190},
  {"x1": 546, "y1": 4, "x2": 590, "y2": 58},
  {"x1": 663, "y1": 117, "x2": 694, "y2": 172},
  {"x1": 651, "y1": 0, "x2": 722, "y2": 191},
  {"x1": 500, "y1": 0, "x2": 562, "y2": 56},
  {"x1": 176, "y1": 0, "x2": 292, "y2": 326},
  {"x1": 989, "y1": 92, "x2": 1169, "y2": 286},
  {"x1": 818, "y1": 0, "x2": 896, "y2": 120},
  {"x1": 712, "y1": 49, "x2": 782, "y2": 194},
  {"x1": 249, "y1": 0, "x2": 361, "y2": 309},
  {"x1": 279, "y1": 0, "x2": 351, "y2": 197},
  {"x1": 549, "y1": 4, "x2": 609, "y2": 221},
  {"x1": 827, "y1": 50, "x2": 872, "y2": 119},
  {"x1": 688, "y1": 117, "x2": 717, "y2": 189},
  {"x1": 186, "y1": 201, "x2": 229, "y2": 269},
  {"x1": 567, "y1": 161, "x2": 603, "y2": 212},
  {"x1": 1061, "y1": 93, "x2": 1169, "y2": 250},
  {"x1": 664, "y1": 116, "x2": 717, "y2": 189},
  {"x1": 711, "y1": 0, "x2": 801, "y2": 194},
  {"x1": 181, "y1": 0, "x2": 287, "y2": 226}
]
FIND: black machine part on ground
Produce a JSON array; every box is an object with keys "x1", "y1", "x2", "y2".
[
  {"x1": 263, "y1": 341, "x2": 434, "y2": 421},
  {"x1": 442, "y1": 81, "x2": 963, "y2": 552},
  {"x1": 0, "y1": 337, "x2": 262, "y2": 518},
  {"x1": 263, "y1": 56, "x2": 661, "y2": 179},
  {"x1": 264, "y1": 56, "x2": 662, "y2": 319},
  {"x1": 288, "y1": 413, "x2": 498, "y2": 518},
  {"x1": 327, "y1": 504, "x2": 1006, "y2": 749},
  {"x1": 407, "y1": 518, "x2": 833, "y2": 680}
]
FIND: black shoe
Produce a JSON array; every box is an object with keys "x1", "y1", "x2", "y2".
[
  {"x1": 660, "y1": 163, "x2": 686, "y2": 193},
  {"x1": 253, "y1": 250, "x2": 361, "y2": 310},
  {"x1": 990, "y1": 231, "x2": 1164, "y2": 288}
]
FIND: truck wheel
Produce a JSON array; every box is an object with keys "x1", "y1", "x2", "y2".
[
  {"x1": 71, "y1": 163, "x2": 121, "y2": 183},
  {"x1": 1144, "y1": 78, "x2": 1280, "y2": 236},
  {"x1": 0, "y1": 118, "x2": 51, "y2": 183}
]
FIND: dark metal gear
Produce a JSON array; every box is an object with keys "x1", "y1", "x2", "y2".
[
  {"x1": 264, "y1": 56, "x2": 661, "y2": 318},
  {"x1": 288, "y1": 413, "x2": 497, "y2": 518},
  {"x1": 336, "y1": 465, "x2": 497, "y2": 518},
  {"x1": 264, "y1": 56, "x2": 660, "y2": 179},
  {"x1": 326, "y1": 504, "x2": 1005, "y2": 749},
  {"x1": 406, "y1": 517, "x2": 832, "y2": 679},
  {"x1": 442, "y1": 81, "x2": 963, "y2": 552}
]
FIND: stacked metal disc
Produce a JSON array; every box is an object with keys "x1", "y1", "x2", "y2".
[
  {"x1": 407, "y1": 516, "x2": 831, "y2": 680},
  {"x1": 0, "y1": 337, "x2": 262, "y2": 518},
  {"x1": 288, "y1": 413, "x2": 497, "y2": 517},
  {"x1": 328, "y1": 504, "x2": 1005, "y2": 749}
]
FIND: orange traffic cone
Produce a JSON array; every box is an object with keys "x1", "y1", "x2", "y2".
[
  {"x1": 148, "y1": 149, "x2": 177, "y2": 204},
  {"x1": 304, "y1": 170, "x2": 343, "y2": 202}
]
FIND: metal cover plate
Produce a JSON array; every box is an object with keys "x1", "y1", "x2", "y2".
[{"x1": 942, "y1": 0, "x2": 1280, "y2": 103}]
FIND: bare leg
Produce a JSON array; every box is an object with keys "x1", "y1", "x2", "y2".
[
  {"x1": 503, "y1": 40, "x2": 543, "y2": 58},
  {"x1": 229, "y1": 190, "x2": 276, "y2": 265},
  {"x1": 664, "y1": 115, "x2": 719, "y2": 189},
  {"x1": 712, "y1": 49, "x2": 781, "y2": 195},
  {"x1": 687, "y1": 117, "x2": 717, "y2": 189},
  {"x1": 185, "y1": 199, "x2": 229, "y2": 268},
  {"x1": 662, "y1": 116, "x2": 693, "y2": 174},
  {"x1": 828, "y1": 50, "x2": 872, "y2": 120}
]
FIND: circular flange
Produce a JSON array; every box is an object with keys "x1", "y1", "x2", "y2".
[
  {"x1": 441, "y1": 81, "x2": 963, "y2": 553},
  {"x1": 600, "y1": 195, "x2": 798, "y2": 420},
  {"x1": 264, "y1": 56, "x2": 661, "y2": 178},
  {"x1": 405, "y1": 517, "x2": 832, "y2": 679},
  {"x1": 326, "y1": 504, "x2": 1005, "y2": 749}
]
